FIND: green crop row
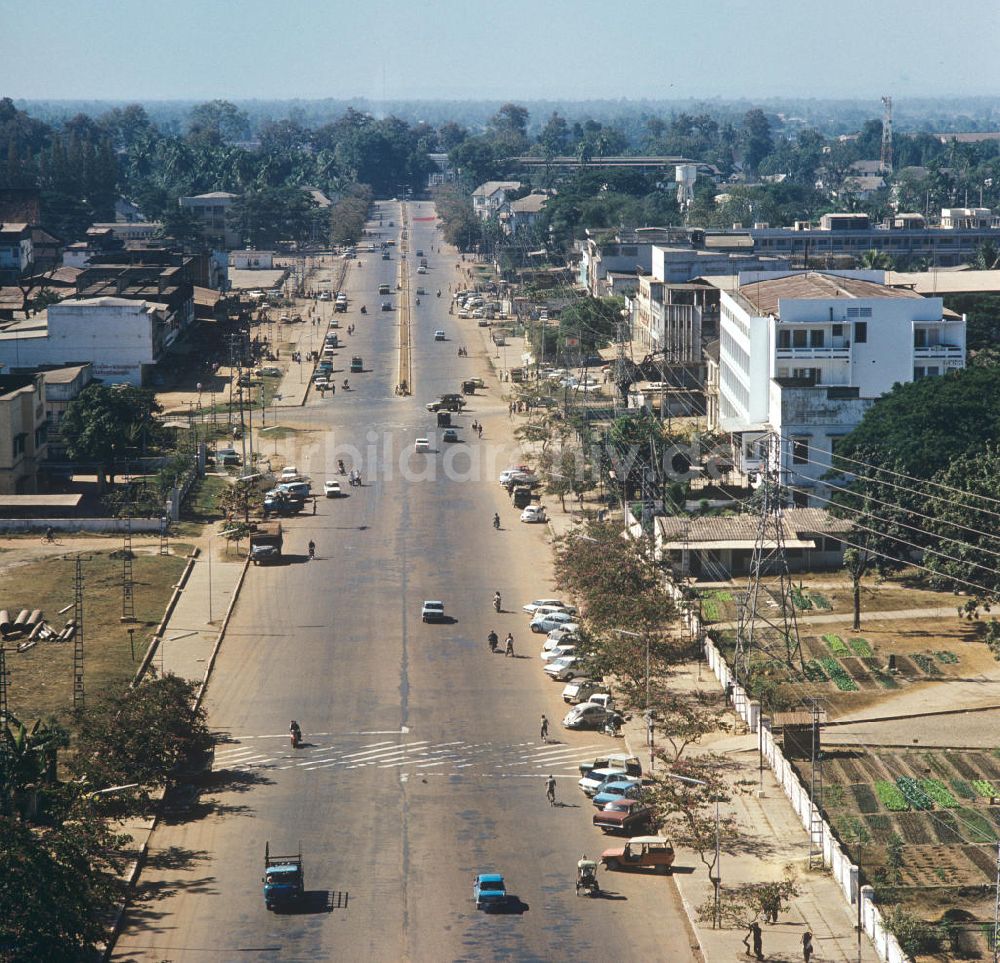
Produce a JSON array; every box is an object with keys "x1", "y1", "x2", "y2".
[
  {"x1": 897, "y1": 776, "x2": 934, "y2": 810},
  {"x1": 951, "y1": 779, "x2": 977, "y2": 800},
  {"x1": 912, "y1": 653, "x2": 943, "y2": 675},
  {"x1": 921, "y1": 778, "x2": 958, "y2": 808},
  {"x1": 935, "y1": 650, "x2": 959, "y2": 664},
  {"x1": 823, "y1": 634, "x2": 850, "y2": 656},
  {"x1": 875, "y1": 780, "x2": 909, "y2": 811},
  {"x1": 818, "y1": 657, "x2": 859, "y2": 691},
  {"x1": 810, "y1": 594, "x2": 832, "y2": 610},
  {"x1": 803, "y1": 660, "x2": 828, "y2": 683},
  {"x1": 972, "y1": 779, "x2": 997, "y2": 799},
  {"x1": 848, "y1": 637, "x2": 873, "y2": 657}
]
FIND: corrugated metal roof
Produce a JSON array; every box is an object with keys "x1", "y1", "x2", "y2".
[{"x1": 739, "y1": 272, "x2": 923, "y2": 316}]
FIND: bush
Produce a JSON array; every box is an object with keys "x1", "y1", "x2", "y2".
[
  {"x1": 897, "y1": 777, "x2": 934, "y2": 810},
  {"x1": 921, "y1": 779, "x2": 958, "y2": 808},
  {"x1": 882, "y1": 907, "x2": 942, "y2": 956}
]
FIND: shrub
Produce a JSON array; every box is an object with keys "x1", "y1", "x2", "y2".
[{"x1": 875, "y1": 780, "x2": 909, "y2": 811}]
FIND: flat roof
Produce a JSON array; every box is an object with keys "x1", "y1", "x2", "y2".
[
  {"x1": 228, "y1": 268, "x2": 286, "y2": 290},
  {"x1": 885, "y1": 269, "x2": 1000, "y2": 295}
]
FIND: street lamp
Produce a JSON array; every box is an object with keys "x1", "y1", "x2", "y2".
[
  {"x1": 668, "y1": 771, "x2": 721, "y2": 928},
  {"x1": 613, "y1": 627, "x2": 652, "y2": 770}
]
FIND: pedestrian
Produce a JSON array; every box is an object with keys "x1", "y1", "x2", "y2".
[
  {"x1": 545, "y1": 774, "x2": 556, "y2": 806},
  {"x1": 540, "y1": 715, "x2": 549, "y2": 741},
  {"x1": 312, "y1": 498, "x2": 317, "y2": 515},
  {"x1": 477, "y1": 424, "x2": 483, "y2": 438},
  {"x1": 763, "y1": 890, "x2": 780, "y2": 924},
  {"x1": 504, "y1": 632, "x2": 514, "y2": 657},
  {"x1": 331, "y1": 383, "x2": 336, "y2": 396},
  {"x1": 801, "y1": 931, "x2": 813, "y2": 962}
]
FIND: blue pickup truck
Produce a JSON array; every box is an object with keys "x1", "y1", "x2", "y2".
[
  {"x1": 473, "y1": 873, "x2": 507, "y2": 911},
  {"x1": 263, "y1": 842, "x2": 303, "y2": 910}
]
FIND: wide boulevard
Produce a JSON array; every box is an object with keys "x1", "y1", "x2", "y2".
[{"x1": 111, "y1": 201, "x2": 699, "y2": 962}]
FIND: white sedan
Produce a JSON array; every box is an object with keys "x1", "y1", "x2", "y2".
[
  {"x1": 541, "y1": 644, "x2": 577, "y2": 663},
  {"x1": 522, "y1": 598, "x2": 570, "y2": 614},
  {"x1": 530, "y1": 612, "x2": 578, "y2": 633},
  {"x1": 323, "y1": 480, "x2": 342, "y2": 498},
  {"x1": 545, "y1": 656, "x2": 583, "y2": 681},
  {"x1": 520, "y1": 505, "x2": 547, "y2": 523}
]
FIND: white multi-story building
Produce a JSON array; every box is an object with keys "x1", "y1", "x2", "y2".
[
  {"x1": 471, "y1": 181, "x2": 521, "y2": 221},
  {"x1": 714, "y1": 271, "x2": 965, "y2": 503}
]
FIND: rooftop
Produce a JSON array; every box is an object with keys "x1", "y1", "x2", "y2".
[
  {"x1": 738, "y1": 272, "x2": 923, "y2": 316},
  {"x1": 473, "y1": 180, "x2": 521, "y2": 198},
  {"x1": 508, "y1": 193, "x2": 548, "y2": 214},
  {"x1": 658, "y1": 508, "x2": 850, "y2": 549},
  {"x1": 885, "y1": 269, "x2": 1000, "y2": 295}
]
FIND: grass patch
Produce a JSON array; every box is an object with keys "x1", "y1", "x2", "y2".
[
  {"x1": 875, "y1": 780, "x2": 909, "y2": 811},
  {"x1": 823, "y1": 634, "x2": 850, "y2": 656},
  {"x1": 819, "y1": 657, "x2": 859, "y2": 691},
  {"x1": 185, "y1": 474, "x2": 226, "y2": 522},
  {"x1": 3, "y1": 550, "x2": 188, "y2": 730},
  {"x1": 864, "y1": 813, "x2": 895, "y2": 841},
  {"x1": 849, "y1": 637, "x2": 873, "y2": 657},
  {"x1": 824, "y1": 784, "x2": 846, "y2": 808}
]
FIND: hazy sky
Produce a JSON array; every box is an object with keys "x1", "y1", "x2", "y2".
[{"x1": 2, "y1": 0, "x2": 998, "y2": 102}]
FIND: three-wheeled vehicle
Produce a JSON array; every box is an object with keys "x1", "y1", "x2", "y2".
[
  {"x1": 436, "y1": 410, "x2": 452, "y2": 428},
  {"x1": 576, "y1": 857, "x2": 600, "y2": 897},
  {"x1": 461, "y1": 380, "x2": 478, "y2": 395}
]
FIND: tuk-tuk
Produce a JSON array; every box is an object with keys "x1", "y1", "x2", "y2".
[
  {"x1": 461, "y1": 380, "x2": 477, "y2": 395},
  {"x1": 509, "y1": 367, "x2": 524, "y2": 383},
  {"x1": 436, "y1": 411, "x2": 451, "y2": 427},
  {"x1": 512, "y1": 485, "x2": 533, "y2": 509},
  {"x1": 576, "y1": 858, "x2": 600, "y2": 897}
]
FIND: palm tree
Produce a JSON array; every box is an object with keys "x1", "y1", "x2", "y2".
[{"x1": 858, "y1": 249, "x2": 894, "y2": 270}]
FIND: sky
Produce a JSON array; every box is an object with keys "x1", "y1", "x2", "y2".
[{"x1": 2, "y1": 0, "x2": 998, "y2": 103}]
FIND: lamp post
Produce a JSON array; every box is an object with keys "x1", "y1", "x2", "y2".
[
  {"x1": 614, "y1": 627, "x2": 652, "y2": 770},
  {"x1": 668, "y1": 771, "x2": 720, "y2": 928}
]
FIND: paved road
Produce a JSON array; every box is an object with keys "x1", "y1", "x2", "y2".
[{"x1": 111, "y1": 202, "x2": 699, "y2": 962}]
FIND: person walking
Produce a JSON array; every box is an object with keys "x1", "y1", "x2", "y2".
[
  {"x1": 540, "y1": 715, "x2": 549, "y2": 742},
  {"x1": 504, "y1": 632, "x2": 514, "y2": 657},
  {"x1": 742, "y1": 921, "x2": 763, "y2": 961},
  {"x1": 801, "y1": 931, "x2": 813, "y2": 962},
  {"x1": 545, "y1": 774, "x2": 556, "y2": 806}
]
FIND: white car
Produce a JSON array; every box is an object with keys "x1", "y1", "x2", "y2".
[
  {"x1": 562, "y1": 680, "x2": 607, "y2": 704},
  {"x1": 523, "y1": 598, "x2": 571, "y2": 614},
  {"x1": 414, "y1": 438, "x2": 430, "y2": 453},
  {"x1": 530, "y1": 612, "x2": 577, "y2": 633},
  {"x1": 421, "y1": 600, "x2": 445, "y2": 622},
  {"x1": 323, "y1": 480, "x2": 342, "y2": 498},
  {"x1": 578, "y1": 765, "x2": 630, "y2": 795},
  {"x1": 434, "y1": 330, "x2": 446, "y2": 341},
  {"x1": 564, "y1": 703, "x2": 612, "y2": 732},
  {"x1": 544, "y1": 656, "x2": 583, "y2": 681},
  {"x1": 533, "y1": 603, "x2": 578, "y2": 619},
  {"x1": 541, "y1": 644, "x2": 577, "y2": 663},
  {"x1": 499, "y1": 467, "x2": 533, "y2": 486},
  {"x1": 280, "y1": 466, "x2": 300, "y2": 481},
  {"x1": 520, "y1": 505, "x2": 547, "y2": 523},
  {"x1": 543, "y1": 632, "x2": 578, "y2": 652}
]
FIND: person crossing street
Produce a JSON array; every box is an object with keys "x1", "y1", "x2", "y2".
[
  {"x1": 545, "y1": 774, "x2": 556, "y2": 806},
  {"x1": 540, "y1": 715, "x2": 549, "y2": 741}
]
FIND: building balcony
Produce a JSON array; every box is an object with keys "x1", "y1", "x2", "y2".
[
  {"x1": 775, "y1": 345, "x2": 850, "y2": 360},
  {"x1": 913, "y1": 343, "x2": 963, "y2": 359}
]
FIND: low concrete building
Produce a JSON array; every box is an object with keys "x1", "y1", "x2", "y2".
[
  {"x1": 0, "y1": 223, "x2": 32, "y2": 281},
  {"x1": 35, "y1": 363, "x2": 93, "y2": 460},
  {"x1": 656, "y1": 508, "x2": 849, "y2": 581},
  {"x1": 0, "y1": 373, "x2": 48, "y2": 493},
  {"x1": 472, "y1": 181, "x2": 521, "y2": 221},
  {"x1": 230, "y1": 249, "x2": 274, "y2": 270}
]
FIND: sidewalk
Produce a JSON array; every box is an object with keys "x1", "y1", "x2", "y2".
[{"x1": 622, "y1": 665, "x2": 880, "y2": 962}]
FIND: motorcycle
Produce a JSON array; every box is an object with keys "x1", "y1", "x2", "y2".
[
  {"x1": 416, "y1": 297, "x2": 420, "y2": 305},
  {"x1": 360, "y1": 305, "x2": 367, "y2": 314},
  {"x1": 290, "y1": 723, "x2": 302, "y2": 748},
  {"x1": 338, "y1": 460, "x2": 346, "y2": 475},
  {"x1": 576, "y1": 859, "x2": 600, "y2": 897}
]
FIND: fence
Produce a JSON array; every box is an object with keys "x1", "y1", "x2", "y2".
[{"x1": 669, "y1": 581, "x2": 910, "y2": 963}]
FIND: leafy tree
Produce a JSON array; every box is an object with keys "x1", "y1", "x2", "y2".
[
  {"x1": 697, "y1": 876, "x2": 800, "y2": 928},
  {"x1": 69, "y1": 674, "x2": 212, "y2": 805},
  {"x1": 835, "y1": 366, "x2": 1000, "y2": 479},
  {"x1": 974, "y1": 239, "x2": 1000, "y2": 270},
  {"x1": 858, "y1": 249, "x2": 895, "y2": 269},
  {"x1": 186, "y1": 99, "x2": 249, "y2": 146},
  {"x1": 0, "y1": 797, "x2": 127, "y2": 960},
  {"x1": 158, "y1": 204, "x2": 207, "y2": 250},
  {"x1": 556, "y1": 296, "x2": 621, "y2": 355},
  {"x1": 739, "y1": 109, "x2": 773, "y2": 176},
  {"x1": 217, "y1": 474, "x2": 265, "y2": 523},
  {"x1": 61, "y1": 384, "x2": 162, "y2": 486},
  {"x1": 943, "y1": 292, "x2": 1000, "y2": 354},
  {"x1": 433, "y1": 186, "x2": 482, "y2": 250}
]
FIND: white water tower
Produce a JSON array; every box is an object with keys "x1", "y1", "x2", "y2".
[{"x1": 675, "y1": 164, "x2": 698, "y2": 210}]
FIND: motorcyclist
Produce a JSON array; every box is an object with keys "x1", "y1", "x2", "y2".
[
  {"x1": 338, "y1": 459, "x2": 346, "y2": 475},
  {"x1": 493, "y1": 512, "x2": 501, "y2": 530},
  {"x1": 343, "y1": 379, "x2": 350, "y2": 390},
  {"x1": 493, "y1": 591, "x2": 502, "y2": 612},
  {"x1": 290, "y1": 720, "x2": 302, "y2": 747},
  {"x1": 487, "y1": 630, "x2": 499, "y2": 653},
  {"x1": 436, "y1": 289, "x2": 441, "y2": 297},
  {"x1": 415, "y1": 297, "x2": 420, "y2": 305},
  {"x1": 360, "y1": 304, "x2": 367, "y2": 314},
  {"x1": 308, "y1": 540, "x2": 316, "y2": 559}
]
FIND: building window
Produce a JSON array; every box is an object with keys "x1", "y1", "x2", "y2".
[
  {"x1": 914, "y1": 328, "x2": 927, "y2": 348},
  {"x1": 810, "y1": 329, "x2": 825, "y2": 347},
  {"x1": 777, "y1": 329, "x2": 790, "y2": 348},
  {"x1": 859, "y1": 307, "x2": 872, "y2": 318},
  {"x1": 914, "y1": 366, "x2": 925, "y2": 379},
  {"x1": 854, "y1": 321, "x2": 868, "y2": 343},
  {"x1": 12, "y1": 433, "x2": 26, "y2": 457},
  {"x1": 792, "y1": 437, "x2": 809, "y2": 464},
  {"x1": 792, "y1": 329, "x2": 807, "y2": 348},
  {"x1": 832, "y1": 324, "x2": 843, "y2": 337}
]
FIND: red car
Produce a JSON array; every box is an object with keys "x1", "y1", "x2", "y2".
[{"x1": 593, "y1": 798, "x2": 654, "y2": 835}]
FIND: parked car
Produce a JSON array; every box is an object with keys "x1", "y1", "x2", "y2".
[
  {"x1": 532, "y1": 603, "x2": 578, "y2": 618},
  {"x1": 421, "y1": 600, "x2": 445, "y2": 622},
  {"x1": 540, "y1": 644, "x2": 577, "y2": 663},
  {"x1": 592, "y1": 779, "x2": 643, "y2": 810},
  {"x1": 564, "y1": 703, "x2": 611, "y2": 732},
  {"x1": 414, "y1": 438, "x2": 430, "y2": 453},
  {"x1": 381, "y1": 301, "x2": 393, "y2": 311},
  {"x1": 277, "y1": 480, "x2": 310, "y2": 499},
  {"x1": 594, "y1": 799, "x2": 654, "y2": 835},
  {"x1": 473, "y1": 873, "x2": 506, "y2": 910},
  {"x1": 578, "y1": 754, "x2": 642, "y2": 781},
  {"x1": 542, "y1": 632, "x2": 578, "y2": 652},
  {"x1": 520, "y1": 505, "x2": 547, "y2": 523},
  {"x1": 523, "y1": 597, "x2": 570, "y2": 614},
  {"x1": 578, "y1": 765, "x2": 637, "y2": 795},
  {"x1": 323, "y1": 480, "x2": 342, "y2": 498},
  {"x1": 530, "y1": 612, "x2": 577, "y2": 633},
  {"x1": 600, "y1": 836, "x2": 675, "y2": 873},
  {"x1": 215, "y1": 448, "x2": 240, "y2": 466},
  {"x1": 499, "y1": 466, "x2": 533, "y2": 487},
  {"x1": 563, "y1": 679, "x2": 604, "y2": 704},
  {"x1": 434, "y1": 330, "x2": 446, "y2": 341},
  {"x1": 544, "y1": 656, "x2": 583, "y2": 681}
]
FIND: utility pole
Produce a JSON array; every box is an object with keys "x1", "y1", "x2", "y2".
[
  {"x1": 121, "y1": 462, "x2": 136, "y2": 624},
  {"x1": 72, "y1": 554, "x2": 89, "y2": 711}
]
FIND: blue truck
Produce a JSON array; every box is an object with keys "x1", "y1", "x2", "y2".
[{"x1": 262, "y1": 842, "x2": 304, "y2": 910}]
